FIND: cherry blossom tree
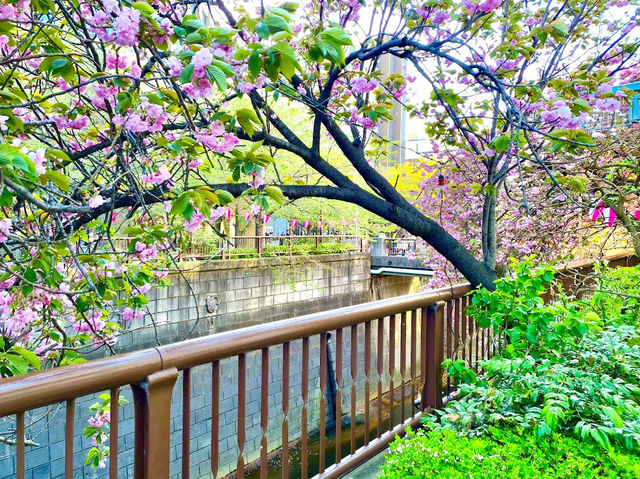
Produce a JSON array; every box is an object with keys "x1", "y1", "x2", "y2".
[
  {"x1": 557, "y1": 123, "x2": 640, "y2": 256},
  {"x1": 0, "y1": 0, "x2": 638, "y2": 377}
]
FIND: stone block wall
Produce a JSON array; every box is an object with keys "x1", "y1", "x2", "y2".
[{"x1": 113, "y1": 253, "x2": 373, "y2": 354}]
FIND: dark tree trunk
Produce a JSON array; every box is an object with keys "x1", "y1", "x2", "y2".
[{"x1": 482, "y1": 193, "x2": 497, "y2": 271}]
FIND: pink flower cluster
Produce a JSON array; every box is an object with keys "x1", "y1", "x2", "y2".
[
  {"x1": 91, "y1": 84, "x2": 119, "y2": 110},
  {"x1": 194, "y1": 122, "x2": 240, "y2": 153},
  {"x1": 135, "y1": 242, "x2": 158, "y2": 261},
  {"x1": 540, "y1": 101, "x2": 587, "y2": 129},
  {"x1": 184, "y1": 212, "x2": 206, "y2": 233},
  {"x1": 462, "y1": 0, "x2": 502, "y2": 14},
  {"x1": 28, "y1": 148, "x2": 46, "y2": 175},
  {"x1": 350, "y1": 77, "x2": 378, "y2": 94},
  {"x1": 350, "y1": 108, "x2": 377, "y2": 129},
  {"x1": 0, "y1": 0, "x2": 30, "y2": 21},
  {"x1": 121, "y1": 307, "x2": 144, "y2": 322},
  {"x1": 85, "y1": 1, "x2": 141, "y2": 47},
  {"x1": 88, "y1": 195, "x2": 106, "y2": 209},
  {"x1": 141, "y1": 165, "x2": 171, "y2": 185},
  {"x1": 0, "y1": 218, "x2": 11, "y2": 242},
  {"x1": 52, "y1": 115, "x2": 90, "y2": 130},
  {"x1": 114, "y1": 98, "x2": 169, "y2": 133}
]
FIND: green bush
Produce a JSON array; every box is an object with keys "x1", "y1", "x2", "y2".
[
  {"x1": 435, "y1": 260, "x2": 640, "y2": 450},
  {"x1": 589, "y1": 264, "x2": 640, "y2": 327},
  {"x1": 380, "y1": 427, "x2": 640, "y2": 479},
  {"x1": 227, "y1": 247, "x2": 258, "y2": 258},
  {"x1": 313, "y1": 242, "x2": 357, "y2": 254},
  {"x1": 467, "y1": 258, "x2": 599, "y2": 357}
]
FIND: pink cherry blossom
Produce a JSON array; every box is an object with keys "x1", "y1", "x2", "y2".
[
  {"x1": 141, "y1": 166, "x2": 171, "y2": 184},
  {"x1": 88, "y1": 195, "x2": 106, "y2": 209},
  {"x1": 121, "y1": 307, "x2": 135, "y2": 322},
  {"x1": 184, "y1": 212, "x2": 206, "y2": 233}
]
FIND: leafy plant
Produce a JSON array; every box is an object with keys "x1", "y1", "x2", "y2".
[
  {"x1": 588, "y1": 264, "x2": 640, "y2": 327},
  {"x1": 380, "y1": 427, "x2": 640, "y2": 479},
  {"x1": 467, "y1": 258, "x2": 599, "y2": 357},
  {"x1": 83, "y1": 393, "x2": 127, "y2": 468},
  {"x1": 429, "y1": 260, "x2": 640, "y2": 451}
]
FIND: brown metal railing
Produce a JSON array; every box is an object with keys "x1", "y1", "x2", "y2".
[
  {"x1": 0, "y1": 283, "x2": 492, "y2": 479},
  {"x1": 1, "y1": 251, "x2": 636, "y2": 478},
  {"x1": 379, "y1": 238, "x2": 418, "y2": 257},
  {"x1": 182, "y1": 235, "x2": 367, "y2": 260}
]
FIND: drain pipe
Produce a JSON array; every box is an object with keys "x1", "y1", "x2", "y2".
[
  {"x1": 414, "y1": 388, "x2": 460, "y2": 411},
  {"x1": 326, "y1": 332, "x2": 339, "y2": 431}
]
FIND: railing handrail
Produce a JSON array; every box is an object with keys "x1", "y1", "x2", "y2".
[
  {"x1": 0, "y1": 283, "x2": 471, "y2": 416},
  {"x1": 1, "y1": 250, "x2": 634, "y2": 416}
]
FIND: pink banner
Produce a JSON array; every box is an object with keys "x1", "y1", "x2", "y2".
[
  {"x1": 262, "y1": 214, "x2": 270, "y2": 224},
  {"x1": 602, "y1": 207, "x2": 617, "y2": 227},
  {"x1": 291, "y1": 219, "x2": 299, "y2": 229},
  {"x1": 244, "y1": 212, "x2": 251, "y2": 221},
  {"x1": 225, "y1": 208, "x2": 232, "y2": 220}
]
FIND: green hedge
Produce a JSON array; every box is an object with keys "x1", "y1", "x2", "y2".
[
  {"x1": 381, "y1": 428, "x2": 640, "y2": 479},
  {"x1": 192, "y1": 241, "x2": 357, "y2": 259}
]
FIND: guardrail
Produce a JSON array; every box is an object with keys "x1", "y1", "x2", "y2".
[
  {"x1": 2, "y1": 251, "x2": 635, "y2": 479},
  {"x1": 182, "y1": 235, "x2": 367, "y2": 260},
  {"x1": 0, "y1": 283, "x2": 490, "y2": 479}
]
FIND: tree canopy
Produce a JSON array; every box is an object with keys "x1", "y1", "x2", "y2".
[{"x1": 0, "y1": 0, "x2": 638, "y2": 373}]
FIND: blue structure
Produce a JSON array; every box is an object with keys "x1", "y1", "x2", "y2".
[{"x1": 612, "y1": 81, "x2": 640, "y2": 123}]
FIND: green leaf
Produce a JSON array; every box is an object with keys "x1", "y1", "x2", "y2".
[
  {"x1": 50, "y1": 58, "x2": 68, "y2": 73},
  {"x1": 5, "y1": 353, "x2": 28, "y2": 376},
  {"x1": 185, "y1": 31, "x2": 204, "y2": 44},
  {"x1": 248, "y1": 51, "x2": 261, "y2": 77},
  {"x1": 206, "y1": 65, "x2": 228, "y2": 91},
  {"x1": 211, "y1": 59, "x2": 234, "y2": 76},
  {"x1": 262, "y1": 14, "x2": 293, "y2": 34},
  {"x1": 602, "y1": 406, "x2": 625, "y2": 428},
  {"x1": 12, "y1": 346, "x2": 41, "y2": 371},
  {"x1": 12, "y1": 154, "x2": 36, "y2": 181},
  {"x1": 263, "y1": 185, "x2": 285, "y2": 205},
  {"x1": 551, "y1": 21, "x2": 569, "y2": 37},
  {"x1": 322, "y1": 27, "x2": 352, "y2": 45},
  {"x1": 170, "y1": 193, "x2": 191, "y2": 217},
  {"x1": 214, "y1": 189, "x2": 235, "y2": 205},
  {"x1": 45, "y1": 148, "x2": 71, "y2": 163},
  {"x1": 131, "y1": 1, "x2": 156, "y2": 16},
  {"x1": 0, "y1": 187, "x2": 12, "y2": 207},
  {"x1": 492, "y1": 135, "x2": 511, "y2": 153},
  {"x1": 45, "y1": 170, "x2": 70, "y2": 192},
  {"x1": 180, "y1": 63, "x2": 194, "y2": 84},
  {"x1": 183, "y1": 17, "x2": 205, "y2": 31}
]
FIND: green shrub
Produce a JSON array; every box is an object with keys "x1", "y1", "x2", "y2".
[
  {"x1": 435, "y1": 259, "x2": 640, "y2": 450},
  {"x1": 380, "y1": 427, "x2": 640, "y2": 479},
  {"x1": 467, "y1": 258, "x2": 599, "y2": 357},
  {"x1": 589, "y1": 264, "x2": 640, "y2": 327},
  {"x1": 313, "y1": 242, "x2": 356, "y2": 254},
  {"x1": 228, "y1": 247, "x2": 258, "y2": 258}
]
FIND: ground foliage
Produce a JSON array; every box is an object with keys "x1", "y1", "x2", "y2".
[
  {"x1": 383, "y1": 261, "x2": 640, "y2": 476},
  {"x1": 381, "y1": 427, "x2": 640, "y2": 478}
]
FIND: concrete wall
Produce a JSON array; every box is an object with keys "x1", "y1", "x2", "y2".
[
  {"x1": 0, "y1": 253, "x2": 427, "y2": 479},
  {"x1": 114, "y1": 253, "x2": 373, "y2": 353}
]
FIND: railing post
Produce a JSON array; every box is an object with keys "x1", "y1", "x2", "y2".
[
  {"x1": 131, "y1": 368, "x2": 178, "y2": 479},
  {"x1": 422, "y1": 301, "x2": 444, "y2": 411}
]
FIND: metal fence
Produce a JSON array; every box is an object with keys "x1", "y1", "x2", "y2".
[
  {"x1": 182, "y1": 235, "x2": 367, "y2": 260},
  {"x1": 4, "y1": 251, "x2": 635, "y2": 479},
  {"x1": 0, "y1": 283, "x2": 493, "y2": 479}
]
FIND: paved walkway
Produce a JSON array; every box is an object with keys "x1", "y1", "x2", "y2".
[{"x1": 342, "y1": 448, "x2": 388, "y2": 478}]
